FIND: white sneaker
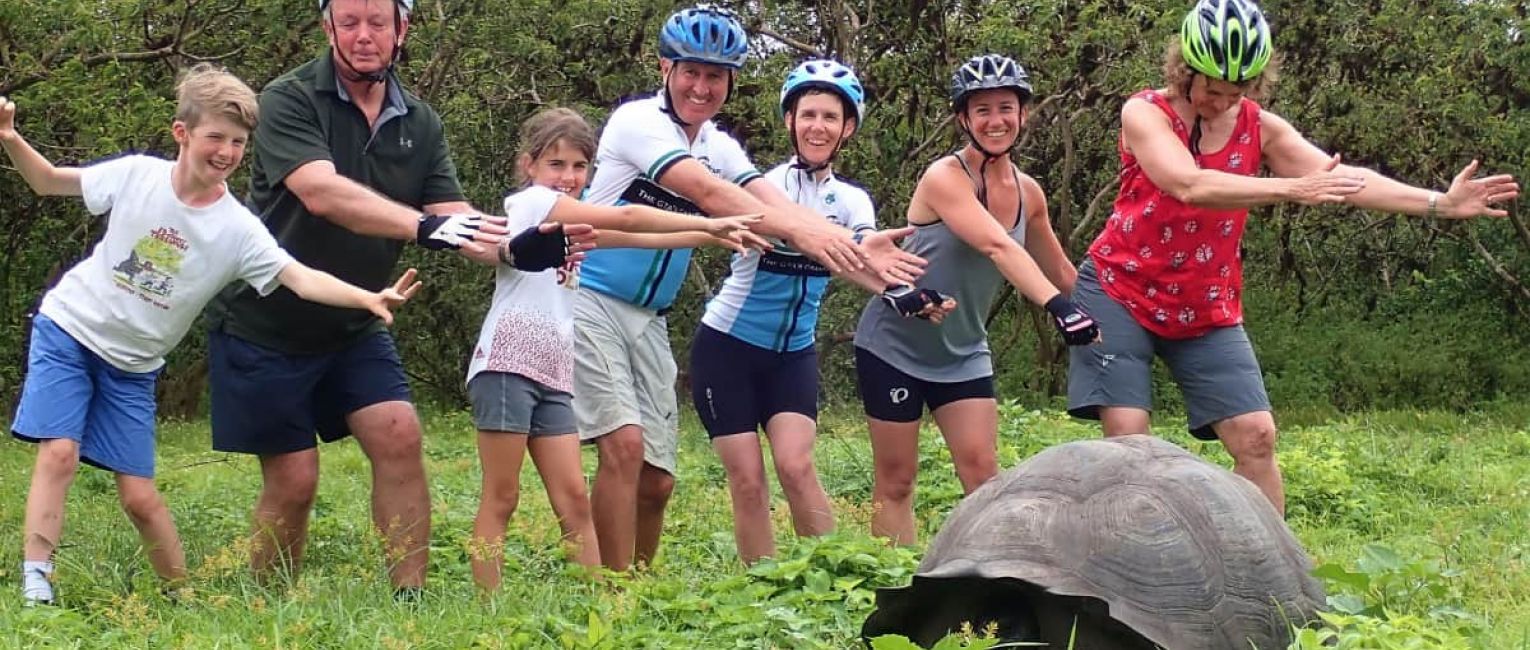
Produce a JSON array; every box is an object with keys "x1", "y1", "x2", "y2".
[{"x1": 22, "y1": 564, "x2": 54, "y2": 606}]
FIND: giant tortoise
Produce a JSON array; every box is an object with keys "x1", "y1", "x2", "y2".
[{"x1": 862, "y1": 434, "x2": 1324, "y2": 649}]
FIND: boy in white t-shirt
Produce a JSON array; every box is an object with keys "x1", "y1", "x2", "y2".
[{"x1": 0, "y1": 64, "x2": 420, "y2": 606}]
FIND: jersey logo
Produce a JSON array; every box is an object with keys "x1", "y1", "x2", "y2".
[
  {"x1": 758, "y1": 251, "x2": 829, "y2": 277},
  {"x1": 620, "y1": 177, "x2": 703, "y2": 215}
]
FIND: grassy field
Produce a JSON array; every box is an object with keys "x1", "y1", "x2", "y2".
[{"x1": 0, "y1": 401, "x2": 1526, "y2": 648}]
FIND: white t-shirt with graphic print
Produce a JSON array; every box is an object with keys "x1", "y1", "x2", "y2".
[
  {"x1": 466, "y1": 185, "x2": 579, "y2": 392},
  {"x1": 39, "y1": 154, "x2": 293, "y2": 373}
]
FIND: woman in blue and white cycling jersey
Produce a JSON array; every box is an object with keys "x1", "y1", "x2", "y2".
[{"x1": 689, "y1": 61, "x2": 953, "y2": 564}]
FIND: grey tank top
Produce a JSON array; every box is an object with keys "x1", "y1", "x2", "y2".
[{"x1": 854, "y1": 158, "x2": 1027, "y2": 382}]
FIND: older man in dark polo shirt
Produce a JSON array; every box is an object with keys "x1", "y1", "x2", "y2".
[{"x1": 205, "y1": 0, "x2": 589, "y2": 595}]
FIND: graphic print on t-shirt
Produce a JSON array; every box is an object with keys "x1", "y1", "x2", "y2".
[{"x1": 111, "y1": 227, "x2": 187, "y2": 309}]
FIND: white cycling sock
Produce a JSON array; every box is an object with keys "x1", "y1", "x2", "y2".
[{"x1": 22, "y1": 561, "x2": 54, "y2": 603}]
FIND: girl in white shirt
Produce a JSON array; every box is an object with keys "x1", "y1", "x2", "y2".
[{"x1": 467, "y1": 108, "x2": 761, "y2": 590}]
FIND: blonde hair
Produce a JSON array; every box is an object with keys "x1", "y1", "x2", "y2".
[
  {"x1": 1160, "y1": 36, "x2": 1279, "y2": 103},
  {"x1": 174, "y1": 63, "x2": 259, "y2": 132},
  {"x1": 514, "y1": 107, "x2": 596, "y2": 186}
]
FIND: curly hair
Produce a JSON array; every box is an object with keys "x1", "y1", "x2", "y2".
[{"x1": 1160, "y1": 36, "x2": 1280, "y2": 103}]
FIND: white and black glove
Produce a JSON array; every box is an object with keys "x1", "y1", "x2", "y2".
[{"x1": 416, "y1": 213, "x2": 484, "y2": 250}]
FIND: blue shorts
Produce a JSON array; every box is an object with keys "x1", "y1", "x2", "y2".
[
  {"x1": 689, "y1": 324, "x2": 819, "y2": 439},
  {"x1": 209, "y1": 329, "x2": 411, "y2": 455},
  {"x1": 11, "y1": 315, "x2": 161, "y2": 477},
  {"x1": 854, "y1": 346, "x2": 995, "y2": 423}
]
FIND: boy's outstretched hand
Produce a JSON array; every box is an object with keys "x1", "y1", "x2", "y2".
[
  {"x1": 0, "y1": 97, "x2": 19, "y2": 143},
  {"x1": 369, "y1": 268, "x2": 423, "y2": 325}
]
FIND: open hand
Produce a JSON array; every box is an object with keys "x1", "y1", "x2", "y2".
[
  {"x1": 711, "y1": 229, "x2": 773, "y2": 254},
  {"x1": 1440, "y1": 159, "x2": 1520, "y2": 218},
  {"x1": 0, "y1": 97, "x2": 16, "y2": 143},
  {"x1": 706, "y1": 213, "x2": 762, "y2": 237},
  {"x1": 1289, "y1": 154, "x2": 1365, "y2": 206},
  {"x1": 369, "y1": 268, "x2": 423, "y2": 325},
  {"x1": 786, "y1": 212, "x2": 867, "y2": 274},
  {"x1": 862, "y1": 226, "x2": 927, "y2": 286}
]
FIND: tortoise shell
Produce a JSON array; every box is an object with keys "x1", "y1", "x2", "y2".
[{"x1": 863, "y1": 434, "x2": 1324, "y2": 649}]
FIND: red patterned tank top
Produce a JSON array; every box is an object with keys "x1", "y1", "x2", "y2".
[{"x1": 1087, "y1": 89, "x2": 1262, "y2": 339}]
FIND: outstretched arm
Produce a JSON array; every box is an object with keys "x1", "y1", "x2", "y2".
[
  {"x1": 919, "y1": 163, "x2": 1060, "y2": 307},
  {"x1": 656, "y1": 159, "x2": 872, "y2": 275},
  {"x1": 546, "y1": 194, "x2": 759, "y2": 237},
  {"x1": 277, "y1": 264, "x2": 422, "y2": 326},
  {"x1": 598, "y1": 228, "x2": 770, "y2": 254},
  {"x1": 1123, "y1": 98, "x2": 1364, "y2": 209},
  {"x1": 1262, "y1": 112, "x2": 1519, "y2": 218},
  {"x1": 0, "y1": 97, "x2": 82, "y2": 196}
]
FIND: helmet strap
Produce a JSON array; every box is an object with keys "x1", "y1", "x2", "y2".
[
  {"x1": 785, "y1": 100, "x2": 849, "y2": 177},
  {"x1": 658, "y1": 67, "x2": 734, "y2": 130},
  {"x1": 659, "y1": 69, "x2": 694, "y2": 129},
  {"x1": 956, "y1": 110, "x2": 1013, "y2": 164},
  {"x1": 326, "y1": 5, "x2": 404, "y2": 86}
]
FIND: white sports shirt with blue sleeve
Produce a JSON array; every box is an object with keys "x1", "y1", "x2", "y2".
[
  {"x1": 700, "y1": 160, "x2": 876, "y2": 352},
  {"x1": 579, "y1": 94, "x2": 762, "y2": 312}
]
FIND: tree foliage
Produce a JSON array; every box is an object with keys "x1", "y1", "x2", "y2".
[{"x1": 1, "y1": 0, "x2": 1525, "y2": 414}]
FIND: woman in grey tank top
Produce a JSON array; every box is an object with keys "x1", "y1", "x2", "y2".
[{"x1": 852, "y1": 54, "x2": 1100, "y2": 545}]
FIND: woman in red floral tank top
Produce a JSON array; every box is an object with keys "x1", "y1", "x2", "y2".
[{"x1": 1067, "y1": 0, "x2": 1519, "y2": 515}]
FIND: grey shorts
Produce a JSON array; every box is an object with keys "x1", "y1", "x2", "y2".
[
  {"x1": 1067, "y1": 260, "x2": 1271, "y2": 441},
  {"x1": 468, "y1": 371, "x2": 576, "y2": 436},
  {"x1": 571, "y1": 289, "x2": 679, "y2": 474}
]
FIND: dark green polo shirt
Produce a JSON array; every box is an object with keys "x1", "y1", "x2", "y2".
[{"x1": 206, "y1": 54, "x2": 464, "y2": 354}]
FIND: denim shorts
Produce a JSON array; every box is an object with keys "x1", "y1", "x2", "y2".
[
  {"x1": 468, "y1": 371, "x2": 576, "y2": 435},
  {"x1": 1067, "y1": 260, "x2": 1271, "y2": 440},
  {"x1": 11, "y1": 315, "x2": 161, "y2": 477}
]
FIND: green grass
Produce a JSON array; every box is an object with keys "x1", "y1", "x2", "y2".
[{"x1": 1, "y1": 402, "x2": 1527, "y2": 648}]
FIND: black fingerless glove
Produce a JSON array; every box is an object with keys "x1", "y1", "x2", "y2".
[
  {"x1": 499, "y1": 224, "x2": 568, "y2": 272},
  {"x1": 882, "y1": 285, "x2": 950, "y2": 319},
  {"x1": 1044, "y1": 294, "x2": 1099, "y2": 346}
]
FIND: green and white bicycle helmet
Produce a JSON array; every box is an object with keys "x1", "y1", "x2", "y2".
[{"x1": 1180, "y1": 0, "x2": 1273, "y2": 83}]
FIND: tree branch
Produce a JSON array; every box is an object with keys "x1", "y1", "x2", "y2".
[
  {"x1": 753, "y1": 23, "x2": 822, "y2": 58},
  {"x1": 1069, "y1": 182, "x2": 1116, "y2": 245},
  {"x1": 907, "y1": 114, "x2": 955, "y2": 161},
  {"x1": 1463, "y1": 226, "x2": 1530, "y2": 305},
  {"x1": 1507, "y1": 205, "x2": 1530, "y2": 253}
]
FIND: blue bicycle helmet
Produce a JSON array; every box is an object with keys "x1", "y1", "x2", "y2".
[
  {"x1": 658, "y1": 5, "x2": 749, "y2": 70},
  {"x1": 780, "y1": 59, "x2": 865, "y2": 124}
]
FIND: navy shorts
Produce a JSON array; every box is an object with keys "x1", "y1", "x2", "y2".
[
  {"x1": 854, "y1": 346, "x2": 995, "y2": 423},
  {"x1": 689, "y1": 324, "x2": 819, "y2": 439},
  {"x1": 11, "y1": 315, "x2": 161, "y2": 477},
  {"x1": 209, "y1": 329, "x2": 411, "y2": 455}
]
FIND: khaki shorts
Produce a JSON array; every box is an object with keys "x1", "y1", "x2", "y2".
[{"x1": 572, "y1": 288, "x2": 679, "y2": 474}]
